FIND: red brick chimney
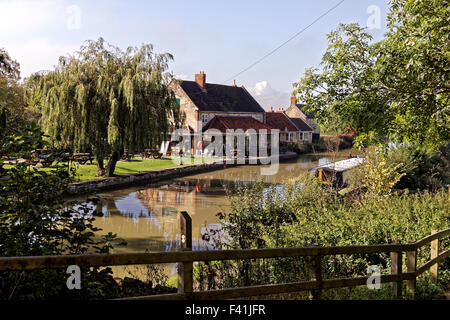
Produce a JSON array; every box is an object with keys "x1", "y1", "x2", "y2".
[
  {"x1": 195, "y1": 71, "x2": 206, "y2": 89},
  {"x1": 290, "y1": 96, "x2": 296, "y2": 106}
]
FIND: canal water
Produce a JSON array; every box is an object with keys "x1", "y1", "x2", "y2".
[
  {"x1": 74, "y1": 151, "x2": 352, "y2": 279},
  {"x1": 77, "y1": 151, "x2": 351, "y2": 253}
]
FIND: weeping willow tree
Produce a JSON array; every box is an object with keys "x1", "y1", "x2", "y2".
[{"x1": 25, "y1": 38, "x2": 181, "y2": 176}]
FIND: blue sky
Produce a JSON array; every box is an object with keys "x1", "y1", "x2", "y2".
[{"x1": 0, "y1": 0, "x2": 389, "y2": 109}]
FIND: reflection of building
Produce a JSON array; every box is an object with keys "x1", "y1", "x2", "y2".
[{"x1": 135, "y1": 181, "x2": 226, "y2": 243}]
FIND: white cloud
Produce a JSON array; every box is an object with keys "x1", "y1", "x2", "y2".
[
  {"x1": 6, "y1": 38, "x2": 80, "y2": 78},
  {"x1": 0, "y1": 0, "x2": 68, "y2": 34},
  {"x1": 174, "y1": 74, "x2": 189, "y2": 80},
  {"x1": 247, "y1": 81, "x2": 290, "y2": 111}
]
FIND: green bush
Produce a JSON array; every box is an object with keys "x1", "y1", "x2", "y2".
[
  {"x1": 199, "y1": 179, "x2": 450, "y2": 299},
  {"x1": 0, "y1": 124, "x2": 126, "y2": 300}
]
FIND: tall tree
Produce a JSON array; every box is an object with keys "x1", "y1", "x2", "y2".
[
  {"x1": 294, "y1": 0, "x2": 449, "y2": 149},
  {"x1": 376, "y1": 0, "x2": 449, "y2": 147},
  {"x1": 0, "y1": 48, "x2": 28, "y2": 130},
  {"x1": 293, "y1": 24, "x2": 387, "y2": 137},
  {"x1": 25, "y1": 38, "x2": 181, "y2": 176}
]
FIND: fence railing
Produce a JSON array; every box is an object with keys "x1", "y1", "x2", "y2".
[{"x1": 0, "y1": 211, "x2": 448, "y2": 300}]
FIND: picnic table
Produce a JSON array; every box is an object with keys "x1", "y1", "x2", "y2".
[
  {"x1": 69, "y1": 153, "x2": 94, "y2": 165},
  {"x1": 121, "y1": 149, "x2": 133, "y2": 161},
  {"x1": 143, "y1": 149, "x2": 163, "y2": 159}
]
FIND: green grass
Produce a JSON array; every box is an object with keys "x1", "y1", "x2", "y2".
[
  {"x1": 71, "y1": 156, "x2": 219, "y2": 181},
  {"x1": 3, "y1": 156, "x2": 218, "y2": 182}
]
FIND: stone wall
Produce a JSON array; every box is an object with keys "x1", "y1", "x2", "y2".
[{"x1": 169, "y1": 80, "x2": 200, "y2": 131}]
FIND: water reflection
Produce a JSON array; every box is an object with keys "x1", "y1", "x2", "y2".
[{"x1": 81, "y1": 152, "x2": 350, "y2": 254}]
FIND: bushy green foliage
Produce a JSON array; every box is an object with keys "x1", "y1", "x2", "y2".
[
  {"x1": 199, "y1": 178, "x2": 449, "y2": 299},
  {"x1": 294, "y1": 0, "x2": 450, "y2": 149},
  {"x1": 349, "y1": 144, "x2": 450, "y2": 192},
  {"x1": 0, "y1": 124, "x2": 126, "y2": 300},
  {"x1": 25, "y1": 38, "x2": 180, "y2": 177},
  {"x1": 384, "y1": 143, "x2": 450, "y2": 190}
]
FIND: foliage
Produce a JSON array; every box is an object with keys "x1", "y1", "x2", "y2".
[
  {"x1": 25, "y1": 38, "x2": 181, "y2": 177},
  {"x1": 199, "y1": 179, "x2": 449, "y2": 299},
  {"x1": 294, "y1": 0, "x2": 449, "y2": 149},
  {"x1": 377, "y1": 0, "x2": 450, "y2": 147},
  {"x1": 349, "y1": 143, "x2": 450, "y2": 192},
  {"x1": 360, "y1": 149, "x2": 406, "y2": 196},
  {"x1": 0, "y1": 49, "x2": 40, "y2": 129},
  {"x1": 383, "y1": 143, "x2": 450, "y2": 190},
  {"x1": 294, "y1": 24, "x2": 384, "y2": 140},
  {"x1": 0, "y1": 123, "x2": 126, "y2": 300}
]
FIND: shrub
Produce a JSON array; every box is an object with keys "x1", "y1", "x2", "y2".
[
  {"x1": 0, "y1": 124, "x2": 126, "y2": 300},
  {"x1": 199, "y1": 179, "x2": 450, "y2": 299}
]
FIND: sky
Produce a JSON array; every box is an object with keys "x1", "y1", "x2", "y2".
[{"x1": 0, "y1": 0, "x2": 390, "y2": 110}]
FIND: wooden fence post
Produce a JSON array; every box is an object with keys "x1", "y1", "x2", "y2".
[
  {"x1": 390, "y1": 250, "x2": 402, "y2": 299},
  {"x1": 308, "y1": 245, "x2": 322, "y2": 300},
  {"x1": 178, "y1": 211, "x2": 193, "y2": 295},
  {"x1": 312, "y1": 254, "x2": 323, "y2": 300},
  {"x1": 430, "y1": 230, "x2": 439, "y2": 283},
  {"x1": 406, "y1": 244, "x2": 417, "y2": 299}
]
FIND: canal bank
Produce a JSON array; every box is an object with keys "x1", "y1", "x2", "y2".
[{"x1": 67, "y1": 152, "x2": 299, "y2": 195}]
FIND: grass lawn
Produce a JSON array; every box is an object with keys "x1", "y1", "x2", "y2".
[
  {"x1": 70, "y1": 156, "x2": 218, "y2": 181},
  {"x1": 2, "y1": 156, "x2": 218, "y2": 182}
]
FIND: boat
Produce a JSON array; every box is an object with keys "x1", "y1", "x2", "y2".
[{"x1": 308, "y1": 156, "x2": 366, "y2": 188}]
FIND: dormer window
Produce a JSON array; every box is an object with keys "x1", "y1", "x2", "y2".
[{"x1": 202, "y1": 114, "x2": 209, "y2": 123}]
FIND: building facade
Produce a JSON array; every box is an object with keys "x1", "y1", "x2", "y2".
[
  {"x1": 168, "y1": 72, "x2": 266, "y2": 133},
  {"x1": 285, "y1": 96, "x2": 320, "y2": 143}
]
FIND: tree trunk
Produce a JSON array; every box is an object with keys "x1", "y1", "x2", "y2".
[
  {"x1": 105, "y1": 150, "x2": 119, "y2": 177},
  {"x1": 96, "y1": 155, "x2": 105, "y2": 177}
]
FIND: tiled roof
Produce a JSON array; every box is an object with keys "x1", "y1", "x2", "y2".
[
  {"x1": 178, "y1": 80, "x2": 265, "y2": 113},
  {"x1": 289, "y1": 117, "x2": 313, "y2": 131},
  {"x1": 295, "y1": 103, "x2": 315, "y2": 119},
  {"x1": 266, "y1": 112, "x2": 298, "y2": 132},
  {"x1": 202, "y1": 116, "x2": 273, "y2": 133}
]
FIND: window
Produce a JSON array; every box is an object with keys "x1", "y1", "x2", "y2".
[
  {"x1": 202, "y1": 114, "x2": 209, "y2": 123},
  {"x1": 303, "y1": 132, "x2": 310, "y2": 141},
  {"x1": 176, "y1": 192, "x2": 183, "y2": 205},
  {"x1": 299, "y1": 132, "x2": 304, "y2": 141},
  {"x1": 180, "y1": 110, "x2": 187, "y2": 124},
  {"x1": 289, "y1": 132, "x2": 296, "y2": 142}
]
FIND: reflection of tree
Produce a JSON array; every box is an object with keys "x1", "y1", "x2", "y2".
[{"x1": 105, "y1": 197, "x2": 119, "y2": 214}]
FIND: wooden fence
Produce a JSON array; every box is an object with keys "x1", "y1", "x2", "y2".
[{"x1": 0, "y1": 211, "x2": 448, "y2": 300}]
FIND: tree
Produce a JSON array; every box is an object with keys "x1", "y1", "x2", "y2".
[
  {"x1": 376, "y1": 0, "x2": 449, "y2": 147},
  {"x1": 293, "y1": 24, "x2": 387, "y2": 138},
  {"x1": 294, "y1": 0, "x2": 449, "y2": 149},
  {"x1": 25, "y1": 38, "x2": 181, "y2": 177},
  {"x1": 0, "y1": 48, "x2": 30, "y2": 129},
  {"x1": 0, "y1": 119, "x2": 125, "y2": 299}
]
